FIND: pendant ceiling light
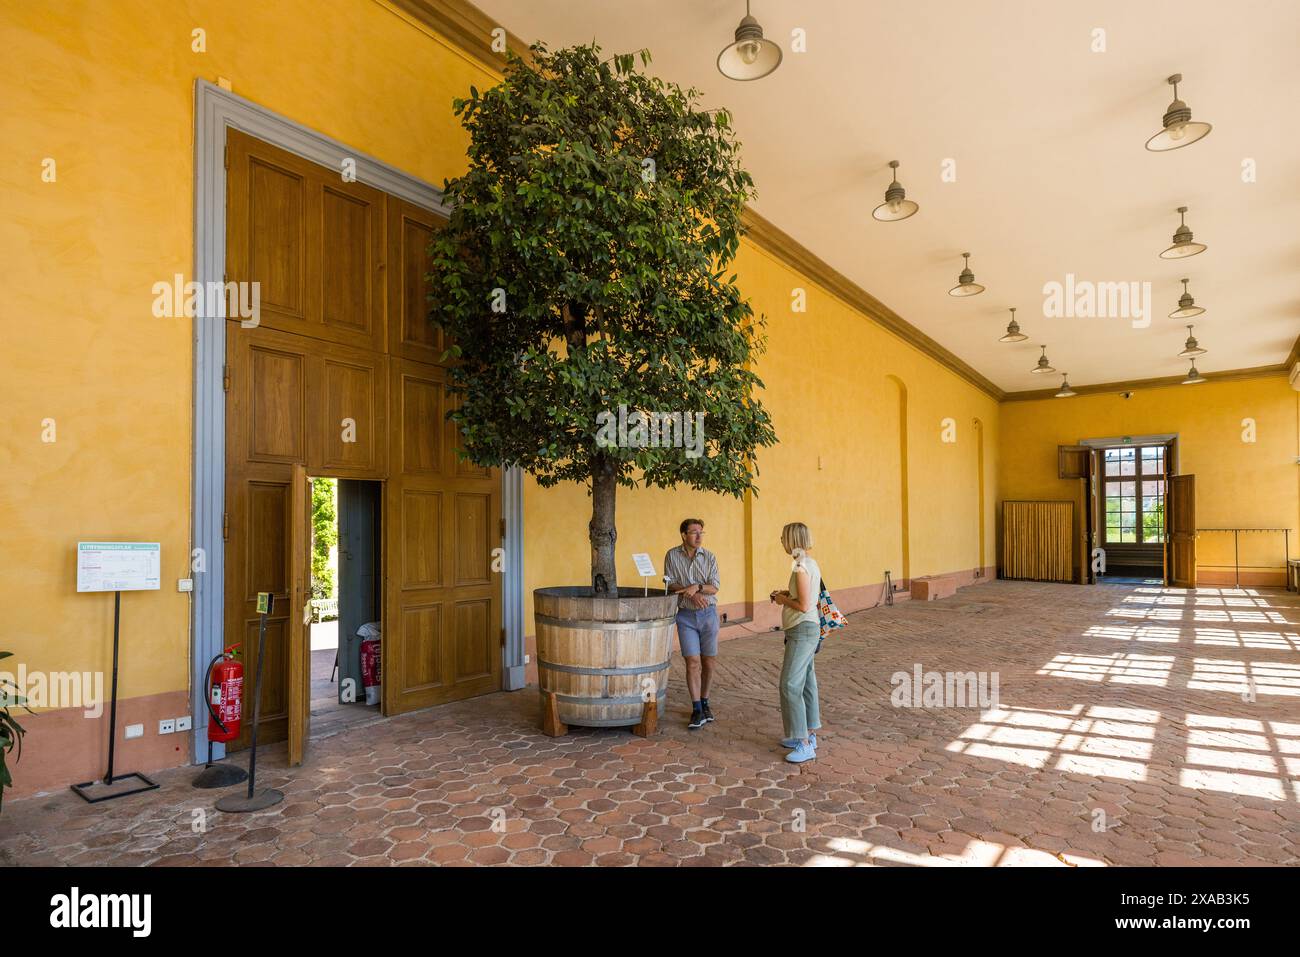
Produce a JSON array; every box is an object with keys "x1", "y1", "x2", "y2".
[
  {"x1": 1031, "y1": 345, "x2": 1055, "y2": 375},
  {"x1": 872, "y1": 160, "x2": 919, "y2": 222},
  {"x1": 1182, "y1": 359, "x2": 1206, "y2": 385},
  {"x1": 1145, "y1": 74, "x2": 1213, "y2": 152},
  {"x1": 717, "y1": 1, "x2": 782, "y2": 81},
  {"x1": 1055, "y1": 374, "x2": 1076, "y2": 398},
  {"x1": 1169, "y1": 278, "x2": 1205, "y2": 319},
  {"x1": 998, "y1": 307, "x2": 1027, "y2": 342},
  {"x1": 948, "y1": 252, "x2": 985, "y2": 297},
  {"x1": 1178, "y1": 324, "x2": 1206, "y2": 358},
  {"x1": 1161, "y1": 206, "x2": 1207, "y2": 259}
]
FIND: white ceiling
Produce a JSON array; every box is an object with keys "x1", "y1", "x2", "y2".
[{"x1": 473, "y1": 0, "x2": 1300, "y2": 391}]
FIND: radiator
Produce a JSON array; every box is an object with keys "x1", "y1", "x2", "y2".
[{"x1": 1001, "y1": 501, "x2": 1074, "y2": 583}]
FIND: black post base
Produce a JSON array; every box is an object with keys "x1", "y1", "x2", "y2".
[
  {"x1": 215, "y1": 788, "x2": 284, "y2": 812},
  {"x1": 192, "y1": 763, "x2": 249, "y2": 789}
]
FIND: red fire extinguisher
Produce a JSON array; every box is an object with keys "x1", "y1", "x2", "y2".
[{"x1": 205, "y1": 645, "x2": 244, "y2": 744}]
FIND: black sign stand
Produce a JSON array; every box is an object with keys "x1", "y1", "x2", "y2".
[
  {"x1": 216, "y1": 592, "x2": 283, "y2": 812},
  {"x1": 71, "y1": 590, "x2": 160, "y2": 803}
]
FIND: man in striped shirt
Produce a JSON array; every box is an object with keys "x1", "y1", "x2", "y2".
[{"x1": 663, "y1": 518, "x2": 720, "y2": 730}]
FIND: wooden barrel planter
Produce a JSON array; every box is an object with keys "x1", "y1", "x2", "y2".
[{"x1": 534, "y1": 587, "x2": 678, "y2": 736}]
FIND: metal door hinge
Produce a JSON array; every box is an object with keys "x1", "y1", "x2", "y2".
[
  {"x1": 499, "y1": 518, "x2": 506, "y2": 539},
  {"x1": 500, "y1": 627, "x2": 506, "y2": 648},
  {"x1": 222, "y1": 364, "x2": 231, "y2": 392},
  {"x1": 222, "y1": 511, "x2": 230, "y2": 541},
  {"x1": 224, "y1": 141, "x2": 230, "y2": 169}
]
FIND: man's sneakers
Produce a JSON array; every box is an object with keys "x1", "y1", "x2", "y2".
[
  {"x1": 688, "y1": 709, "x2": 706, "y2": 730},
  {"x1": 780, "y1": 731, "x2": 817, "y2": 749},
  {"x1": 785, "y1": 741, "x2": 816, "y2": 763},
  {"x1": 701, "y1": 701, "x2": 715, "y2": 723}
]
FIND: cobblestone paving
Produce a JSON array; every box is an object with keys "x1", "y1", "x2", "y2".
[{"x1": 4, "y1": 581, "x2": 1298, "y2": 866}]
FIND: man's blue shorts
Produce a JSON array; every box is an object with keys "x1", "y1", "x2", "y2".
[{"x1": 676, "y1": 606, "x2": 719, "y2": 657}]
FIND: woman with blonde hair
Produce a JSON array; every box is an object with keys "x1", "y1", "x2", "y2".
[{"x1": 769, "y1": 522, "x2": 821, "y2": 763}]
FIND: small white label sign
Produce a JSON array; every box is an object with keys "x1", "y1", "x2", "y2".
[
  {"x1": 77, "y1": 542, "x2": 161, "y2": 592},
  {"x1": 631, "y1": 553, "x2": 657, "y2": 578}
]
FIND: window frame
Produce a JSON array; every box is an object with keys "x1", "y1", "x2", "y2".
[{"x1": 1101, "y1": 445, "x2": 1166, "y2": 545}]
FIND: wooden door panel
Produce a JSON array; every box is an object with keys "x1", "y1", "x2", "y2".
[
  {"x1": 248, "y1": 347, "x2": 306, "y2": 463},
  {"x1": 287, "y1": 464, "x2": 309, "y2": 767},
  {"x1": 454, "y1": 600, "x2": 492, "y2": 682},
  {"x1": 401, "y1": 603, "x2": 446, "y2": 691},
  {"x1": 385, "y1": 356, "x2": 501, "y2": 715},
  {"x1": 388, "y1": 195, "x2": 445, "y2": 364},
  {"x1": 399, "y1": 371, "x2": 444, "y2": 474},
  {"x1": 234, "y1": 324, "x2": 387, "y2": 480},
  {"x1": 245, "y1": 482, "x2": 289, "y2": 597},
  {"x1": 400, "y1": 490, "x2": 443, "y2": 588},
  {"x1": 320, "y1": 187, "x2": 372, "y2": 335},
  {"x1": 454, "y1": 492, "x2": 492, "y2": 585},
  {"x1": 319, "y1": 357, "x2": 382, "y2": 474},
  {"x1": 239, "y1": 613, "x2": 289, "y2": 729},
  {"x1": 246, "y1": 156, "x2": 310, "y2": 325},
  {"x1": 450, "y1": 396, "x2": 491, "y2": 478},
  {"x1": 1169, "y1": 474, "x2": 1196, "y2": 587},
  {"x1": 227, "y1": 129, "x2": 384, "y2": 352}
]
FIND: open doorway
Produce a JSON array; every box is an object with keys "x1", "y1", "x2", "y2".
[
  {"x1": 309, "y1": 477, "x2": 383, "y2": 740},
  {"x1": 1096, "y1": 444, "x2": 1167, "y2": 581}
]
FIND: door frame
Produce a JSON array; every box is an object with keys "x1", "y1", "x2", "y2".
[{"x1": 191, "y1": 80, "x2": 527, "y2": 765}]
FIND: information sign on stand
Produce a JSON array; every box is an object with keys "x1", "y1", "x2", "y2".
[
  {"x1": 71, "y1": 542, "x2": 161, "y2": 803},
  {"x1": 631, "y1": 553, "x2": 657, "y2": 596}
]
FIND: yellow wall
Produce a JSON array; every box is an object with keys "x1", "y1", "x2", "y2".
[
  {"x1": 521, "y1": 239, "x2": 1003, "y2": 621},
  {"x1": 0, "y1": 0, "x2": 497, "y2": 704},
  {"x1": 998, "y1": 376, "x2": 1299, "y2": 582}
]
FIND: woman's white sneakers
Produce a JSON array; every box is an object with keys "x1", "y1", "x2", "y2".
[
  {"x1": 785, "y1": 740, "x2": 816, "y2": 763},
  {"x1": 782, "y1": 731, "x2": 817, "y2": 762}
]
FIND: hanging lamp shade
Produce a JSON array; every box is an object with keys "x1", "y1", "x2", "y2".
[
  {"x1": 998, "y1": 307, "x2": 1027, "y2": 342},
  {"x1": 948, "y1": 252, "x2": 985, "y2": 297},
  {"x1": 1182, "y1": 359, "x2": 1206, "y2": 384},
  {"x1": 717, "y1": 2, "x2": 782, "y2": 81},
  {"x1": 1161, "y1": 206, "x2": 1207, "y2": 259},
  {"x1": 1178, "y1": 324, "x2": 1206, "y2": 358},
  {"x1": 872, "y1": 160, "x2": 919, "y2": 222},
  {"x1": 1055, "y1": 374, "x2": 1076, "y2": 398},
  {"x1": 1031, "y1": 345, "x2": 1055, "y2": 374},
  {"x1": 1145, "y1": 74, "x2": 1213, "y2": 151},
  {"x1": 1169, "y1": 278, "x2": 1205, "y2": 319}
]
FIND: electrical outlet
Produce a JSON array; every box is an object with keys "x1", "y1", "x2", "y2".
[
  {"x1": 176, "y1": 715, "x2": 192, "y2": 732},
  {"x1": 125, "y1": 723, "x2": 143, "y2": 739},
  {"x1": 159, "y1": 719, "x2": 175, "y2": 735}
]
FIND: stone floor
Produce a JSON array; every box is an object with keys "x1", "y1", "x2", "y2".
[{"x1": 4, "y1": 580, "x2": 1298, "y2": 867}]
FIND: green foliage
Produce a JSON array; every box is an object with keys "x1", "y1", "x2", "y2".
[
  {"x1": 426, "y1": 42, "x2": 777, "y2": 503},
  {"x1": 311, "y1": 478, "x2": 337, "y2": 600},
  {"x1": 0, "y1": 651, "x2": 32, "y2": 812}
]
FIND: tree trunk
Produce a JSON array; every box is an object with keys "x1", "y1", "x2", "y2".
[{"x1": 590, "y1": 453, "x2": 618, "y2": 596}]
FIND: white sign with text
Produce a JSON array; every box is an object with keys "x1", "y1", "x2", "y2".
[{"x1": 77, "y1": 542, "x2": 161, "y2": 592}]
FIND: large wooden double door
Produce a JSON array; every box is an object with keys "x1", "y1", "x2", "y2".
[{"x1": 221, "y1": 130, "x2": 501, "y2": 763}]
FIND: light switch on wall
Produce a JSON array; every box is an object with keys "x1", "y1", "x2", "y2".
[{"x1": 124, "y1": 724, "x2": 143, "y2": 739}]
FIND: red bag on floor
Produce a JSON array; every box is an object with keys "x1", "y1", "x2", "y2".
[{"x1": 359, "y1": 625, "x2": 382, "y2": 705}]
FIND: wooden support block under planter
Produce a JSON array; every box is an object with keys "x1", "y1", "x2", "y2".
[
  {"x1": 910, "y1": 576, "x2": 958, "y2": 601},
  {"x1": 631, "y1": 698, "x2": 657, "y2": 737},
  {"x1": 540, "y1": 688, "x2": 568, "y2": 737}
]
